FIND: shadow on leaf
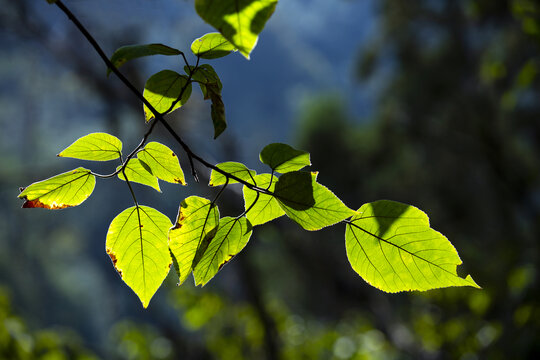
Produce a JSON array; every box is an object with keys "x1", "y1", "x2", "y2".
[{"x1": 274, "y1": 171, "x2": 315, "y2": 210}]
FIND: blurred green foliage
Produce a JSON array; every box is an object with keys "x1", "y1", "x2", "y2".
[{"x1": 0, "y1": 288, "x2": 96, "y2": 359}]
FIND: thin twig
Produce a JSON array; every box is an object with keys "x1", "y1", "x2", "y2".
[{"x1": 54, "y1": 0, "x2": 275, "y2": 196}]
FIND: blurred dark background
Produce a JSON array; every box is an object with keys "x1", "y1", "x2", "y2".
[{"x1": 1, "y1": 0, "x2": 539, "y2": 359}]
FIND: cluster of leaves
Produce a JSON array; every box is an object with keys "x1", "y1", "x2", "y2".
[{"x1": 18, "y1": 0, "x2": 479, "y2": 308}]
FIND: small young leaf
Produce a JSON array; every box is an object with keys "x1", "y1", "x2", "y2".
[
  {"x1": 243, "y1": 173, "x2": 284, "y2": 226},
  {"x1": 57, "y1": 132, "x2": 122, "y2": 161},
  {"x1": 18, "y1": 167, "x2": 95, "y2": 210},
  {"x1": 274, "y1": 171, "x2": 355, "y2": 231},
  {"x1": 260, "y1": 143, "x2": 311, "y2": 173},
  {"x1": 210, "y1": 93, "x2": 227, "y2": 139},
  {"x1": 169, "y1": 196, "x2": 220, "y2": 285},
  {"x1": 185, "y1": 64, "x2": 222, "y2": 99},
  {"x1": 143, "y1": 70, "x2": 192, "y2": 122},
  {"x1": 106, "y1": 206, "x2": 173, "y2": 308},
  {"x1": 185, "y1": 65, "x2": 227, "y2": 138},
  {"x1": 137, "y1": 142, "x2": 186, "y2": 185},
  {"x1": 209, "y1": 162, "x2": 256, "y2": 187},
  {"x1": 191, "y1": 32, "x2": 237, "y2": 59},
  {"x1": 195, "y1": 0, "x2": 279, "y2": 59},
  {"x1": 108, "y1": 43, "x2": 181, "y2": 76},
  {"x1": 193, "y1": 216, "x2": 253, "y2": 286},
  {"x1": 117, "y1": 159, "x2": 160, "y2": 192},
  {"x1": 345, "y1": 200, "x2": 481, "y2": 292}
]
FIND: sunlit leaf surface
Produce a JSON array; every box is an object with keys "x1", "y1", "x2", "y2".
[
  {"x1": 345, "y1": 200, "x2": 480, "y2": 292},
  {"x1": 260, "y1": 143, "x2": 310, "y2": 173},
  {"x1": 58, "y1": 132, "x2": 122, "y2": 161},
  {"x1": 106, "y1": 206, "x2": 173, "y2": 308},
  {"x1": 169, "y1": 196, "x2": 220, "y2": 284},
  {"x1": 138, "y1": 142, "x2": 186, "y2": 185},
  {"x1": 193, "y1": 216, "x2": 253, "y2": 286},
  {"x1": 18, "y1": 167, "x2": 95, "y2": 209},
  {"x1": 191, "y1": 32, "x2": 237, "y2": 59},
  {"x1": 274, "y1": 171, "x2": 355, "y2": 230},
  {"x1": 209, "y1": 162, "x2": 256, "y2": 186},
  {"x1": 243, "y1": 173, "x2": 284, "y2": 226},
  {"x1": 195, "y1": 0, "x2": 279, "y2": 59},
  {"x1": 143, "y1": 70, "x2": 192, "y2": 121},
  {"x1": 117, "y1": 159, "x2": 160, "y2": 192}
]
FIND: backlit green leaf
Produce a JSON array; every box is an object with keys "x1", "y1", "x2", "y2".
[
  {"x1": 117, "y1": 159, "x2": 160, "y2": 192},
  {"x1": 169, "y1": 196, "x2": 220, "y2": 285},
  {"x1": 18, "y1": 167, "x2": 95, "y2": 210},
  {"x1": 106, "y1": 206, "x2": 173, "y2": 308},
  {"x1": 57, "y1": 132, "x2": 122, "y2": 161},
  {"x1": 209, "y1": 162, "x2": 256, "y2": 187},
  {"x1": 185, "y1": 64, "x2": 223, "y2": 100},
  {"x1": 274, "y1": 171, "x2": 355, "y2": 231},
  {"x1": 143, "y1": 70, "x2": 192, "y2": 121},
  {"x1": 184, "y1": 65, "x2": 227, "y2": 138},
  {"x1": 137, "y1": 142, "x2": 186, "y2": 185},
  {"x1": 345, "y1": 200, "x2": 481, "y2": 292},
  {"x1": 260, "y1": 143, "x2": 311, "y2": 173},
  {"x1": 210, "y1": 93, "x2": 227, "y2": 139},
  {"x1": 193, "y1": 216, "x2": 253, "y2": 286},
  {"x1": 108, "y1": 43, "x2": 181, "y2": 76},
  {"x1": 191, "y1": 32, "x2": 237, "y2": 59},
  {"x1": 195, "y1": 0, "x2": 279, "y2": 59},
  {"x1": 243, "y1": 173, "x2": 284, "y2": 226}
]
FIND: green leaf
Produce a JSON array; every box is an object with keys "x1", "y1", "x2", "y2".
[
  {"x1": 243, "y1": 173, "x2": 284, "y2": 226},
  {"x1": 193, "y1": 216, "x2": 253, "y2": 286},
  {"x1": 274, "y1": 171, "x2": 355, "y2": 231},
  {"x1": 143, "y1": 70, "x2": 192, "y2": 122},
  {"x1": 210, "y1": 93, "x2": 227, "y2": 139},
  {"x1": 57, "y1": 132, "x2": 122, "y2": 161},
  {"x1": 117, "y1": 159, "x2": 160, "y2": 192},
  {"x1": 209, "y1": 162, "x2": 256, "y2": 187},
  {"x1": 18, "y1": 167, "x2": 95, "y2": 210},
  {"x1": 137, "y1": 142, "x2": 186, "y2": 185},
  {"x1": 345, "y1": 200, "x2": 481, "y2": 292},
  {"x1": 108, "y1": 44, "x2": 181, "y2": 76},
  {"x1": 185, "y1": 65, "x2": 227, "y2": 138},
  {"x1": 185, "y1": 64, "x2": 223, "y2": 100},
  {"x1": 194, "y1": 0, "x2": 279, "y2": 59},
  {"x1": 191, "y1": 32, "x2": 237, "y2": 59},
  {"x1": 169, "y1": 196, "x2": 220, "y2": 285},
  {"x1": 106, "y1": 206, "x2": 173, "y2": 308},
  {"x1": 260, "y1": 143, "x2": 311, "y2": 173}
]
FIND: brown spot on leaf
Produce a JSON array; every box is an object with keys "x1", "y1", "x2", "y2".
[
  {"x1": 173, "y1": 212, "x2": 187, "y2": 228},
  {"x1": 106, "y1": 248, "x2": 123, "y2": 277},
  {"x1": 174, "y1": 178, "x2": 185, "y2": 185},
  {"x1": 218, "y1": 255, "x2": 235, "y2": 271},
  {"x1": 21, "y1": 198, "x2": 70, "y2": 210},
  {"x1": 171, "y1": 153, "x2": 176, "y2": 157},
  {"x1": 19, "y1": 187, "x2": 25, "y2": 193}
]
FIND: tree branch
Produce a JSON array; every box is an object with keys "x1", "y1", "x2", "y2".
[{"x1": 54, "y1": 0, "x2": 274, "y2": 196}]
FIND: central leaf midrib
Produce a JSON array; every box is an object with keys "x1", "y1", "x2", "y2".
[{"x1": 349, "y1": 221, "x2": 461, "y2": 280}]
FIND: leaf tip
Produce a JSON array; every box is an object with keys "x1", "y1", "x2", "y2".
[
  {"x1": 466, "y1": 275, "x2": 482, "y2": 289},
  {"x1": 174, "y1": 178, "x2": 187, "y2": 185}
]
